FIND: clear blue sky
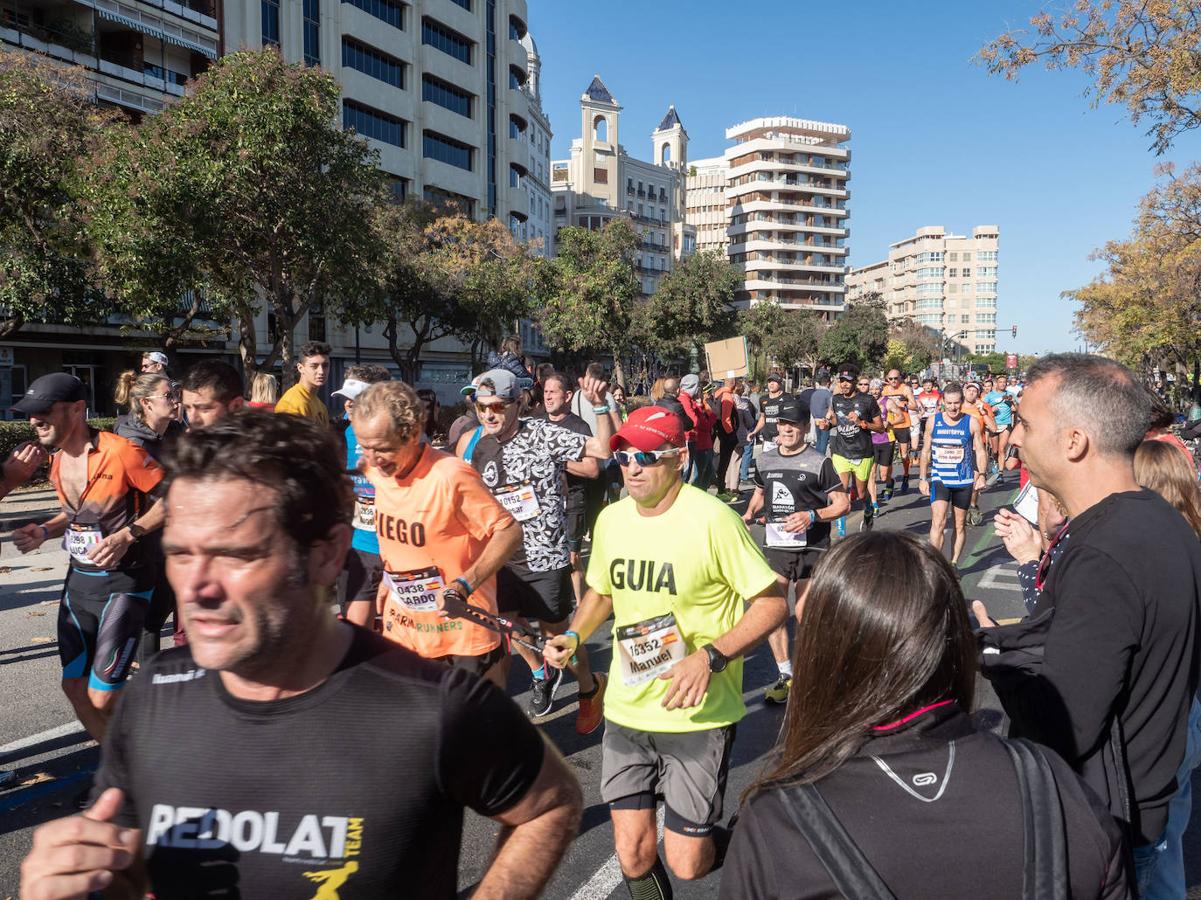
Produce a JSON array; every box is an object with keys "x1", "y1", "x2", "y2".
[{"x1": 527, "y1": 0, "x2": 1201, "y2": 355}]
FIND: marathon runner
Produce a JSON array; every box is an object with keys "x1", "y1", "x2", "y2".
[
  {"x1": 331, "y1": 364, "x2": 393, "y2": 627},
  {"x1": 20, "y1": 411, "x2": 582, "y2": 900},
  {"x1": 179, "y1": 360, "x2": 246, "y2": 428},
  {"x1": 742, "y1": 398, "x2": 847, "y2": 704},
  {"x1": 914, "y1": 377, "x2": 942, "y2": 453},
  {"x1": 919, "y1": 382, "x2": 988, "y2": 568},
  {"x1": 866, "y1": 377, "x2": 893, "y2": 518},
  {"x1": 746, "y1": 374, "x2": 789, "y2": 455},
  {"x1": 961, "y1": 380, "x2": 998, "y2": 525},
  {"x1": 456, "y1": 368, "x2": 615, "y2": 731},
  {"x1": 825, "y1": 366, "x2": 885, "y2": 535},
  {"x1": 984, "y1": 373, "x2": 1017, "y2": 483},
  {"x1": 10, "y1": 374, "x2": 165, "y2": 741},
  {"x1": 544, "y1": 406, "x2": 787, "y2": 895},
  {"x1": 880, "y1": 368, "x2": 918, "y2": 496}
]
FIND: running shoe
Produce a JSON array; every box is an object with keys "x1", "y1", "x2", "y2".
[
  {"x1": 900, "y1": 476, "x2": 910, "y2": 494},
  {"x1": 880, "y1": 487, "x2": 893, "y2": 503},
  {"x1": 986, "y1": 469, "x2": 1002, "y2": 487},
  {"x1": 576, "y1": 672, "x2": 607, "y2": 735},
  {"x1": 860, "y1": 507, "x2": 874, "y2": 532},
  {"x1": 967, "y1": 505, "x2": 983, "y2": 527},
  {"x1": 872, "y1": 501, "x2": 882, "y2": 519},
  {"x1": 763, "y1": 674, "x2": 791, "y2": 705},
  {"x1": 716, "y1": 490, "x2": 739, "y2": 503},
  {"x1": 835, "y1": 516, "x2": 846, "y2": 538},
  {"x1": 527, "y1": 666, "x2": 563, "y2": 718}
]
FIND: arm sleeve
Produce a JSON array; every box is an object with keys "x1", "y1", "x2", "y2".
[
  {"x1": 711, "y1": 507, "x2": 778, "y2": 600},
  {"x1": 436, "y1": 669, "x2": 545, "y2": 816},
  {"x1": 451, "y1": 461, "x2": 516, "y2": 541},
  {"x1": 91, "y1": 690, "x2": 140, "y2": 828},
  {"x1": 117, "y1": 438, "x2": 165, "y2": 496}
]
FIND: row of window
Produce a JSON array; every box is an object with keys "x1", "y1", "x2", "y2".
[
  {"x1": 424, "y1": 131, "x2": 473, "y2": 170},
  {"x1": 424, "y1": 75, "x2": 473, "y2": 117},
  {"x1": 342, "y1": 38, "x2": 405, "y2": 88},
  {"x1": 343, "y1": 0, "x2": 404, "y2": 30},
  {"x1": 422, "y1": 17, "x2": 472, "y2": 64},
  {"x1": 303, "y1": 0, "x2": 320, "y2": 66},
  {"x1": 343, "y1": 100, "x2": 406, "y2": 147}
]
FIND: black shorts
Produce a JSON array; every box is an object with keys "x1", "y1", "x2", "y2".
[
  {"x1": 58, "y1": 566, "x2": 154, "y2": 691},
  {"x1": 342, "y1": 546, "x2": 384, "y2": 607},
  {"x1": 498, "y1": 564, "x2": 574, "y2": 624},
  {"x1": 565, "y1": 505, "x2": 587, "y2": 554},
  {"x1": 432, "y1": 643, "x2": 506, "y2": 677},
  {"x1": 873, "y1": 441, "x2": 895, "y2": 467},
  {"x1": 891, "y1": 427, "x2": 912, "y2": 446},
  {"x1": 931, "y1": 482, "x2": 974, "y2": 510},
  {"x1": 764, "y1": 547, "x2": 823, "y2": 584}
]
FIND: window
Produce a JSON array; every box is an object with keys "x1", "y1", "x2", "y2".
[
  {"x1": 961, "y1": 314, "x2": 971, "y2": 324},
  {"x1": 976, "y1": 313, "x2": 997, "y2": 323},
  {"x1": 422, "y1": 74, "x2": 472, "y2": 116},
  {"x1": 342, "y1": 0, "x2": 404, "y2": 30},
  {"x1": 449, "y1": 0, "x2": 470, "y2": 8},
  {"x1": 422, "y1": 18, "x2": 472, "y2": 64},
  {"x1": 977, "y1": 266, "x2": 998, "y2": 277},
  {"x1": 948, "y1": 268, "x2": 958, "y2": 278},
  {"x1": 303, "y1": 0, "x2": 320, "y2": 65},
  {"x1": 962, "y1": 268, "x2": 971, "y2": 277},
  {"x1": 962, "y1": 282, "x2": 973, "y2": 292},
  {"x1": 509, "y1": 167, "x2": 520, "y2": 187},
  {"x1": 978, "y1": 282, "x2": 998, "y2": 294},
  {"x1": 509, "y1": 67, "x2": 523, "y2": 89},
  {"x1": 261, "y1": 0, "x2": 280, "y2": 46},
  {"x1": 948, "y1": 252, "x2": 958, "y2": 261},
  {"x1": 423, "y1": 130, "x2": 473, "y2": 170},
  {"x1": 978, "y1": 250, "x2": 998, "y2": 261},
  {"x1": 594, "y1": 167, "x2": 608, "y2": 184},
  {"x1": 343, "y1": 39, "x2": 405, "y2": 89},
  {"x1": 343, "y1": 100, "x2": 406, "y2": 147},
  {"x1": 144, "y1": 62, "x2": 187, "y2": 85}
]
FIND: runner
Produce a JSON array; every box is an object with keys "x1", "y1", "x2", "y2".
[
  {"x1": 10, "y1": 374, "x2": 166, "y2": 741},
  {"x1": 880, "y1": 368, "x2": 918, "y2": 497},
  {"x1": 984, "y1": 373, "x2": 1017, "y2": 483},
  {"x1": 331, "y1": 364, "x2": 393, "y2": 627},
  {"x1": 350, "y1": 381, "x2": 522, "y2": 685},
  {"x1": 825, "y1": 365, "x2": 885, "y2": 535},
  {"x1": 20, "y1": 411, "x2": 582, "y2": 900},
  {"x1": 456, "y1": 368, "x2": 615, "y2": 731},
  {"x1": 742, "y1": 398, "x2": 848, "y2": 704},
  {"x1": 961, "y1": 380, "x2": 998, "y2": 525},
  {"x1": 274, "y1": 340, "x2": 331, "y2": 425},
  {"x1": 746, "y1": 374, "x2": 789, "y2": 455},
  {"x1": 866, "y1": 378, "x2": 894, "y2": 518},
  {"x1": 180, "y1": 360, "x2": 246, "y2": 428},
  {"x1": 914, "y1": 377, "x2": 942, "y2": 455},
  {"x1": 544, "y1": 406, "x2": 787, "y2": 894},
  {"x1": 919, "y1": 382, "x2": 988, "y2": 568}
]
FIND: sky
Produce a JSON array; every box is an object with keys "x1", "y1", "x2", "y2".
[{"x1": 526, "y1": 0, "x2": 1201, "y2": 355}]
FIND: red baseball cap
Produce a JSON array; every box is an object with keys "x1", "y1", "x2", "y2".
[{"x1": 610, "y1": 406, "x2": 686, "y2": 452}]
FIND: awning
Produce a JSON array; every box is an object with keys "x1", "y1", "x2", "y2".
[{"x1": 96, "y1": 8, "x2": 217, "y2": 59}]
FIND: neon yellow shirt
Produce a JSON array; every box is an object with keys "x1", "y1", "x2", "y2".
[
  {"x1": 587, "y1": 483, "x2": 778, "y2": 733},
  {"x1": 274, "y1": 383, "x2": 329, "y2": 426}
]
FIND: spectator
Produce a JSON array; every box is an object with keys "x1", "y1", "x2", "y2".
[
  {"x1": 1144, "y1": 398, "x2": 1198, "y2": 472},
  {"x1": 140, "y1": 351, "x2": 169, "y2": 376},
  {"x1": 180, "y1": 360, "x2": 246, "y2": 429},
  {"x1": 486, "y1": 334, "x2": 534, "y2": 391},
  {"x1": 977, "y1": 354, "x2": 1201, "y2": 896},
  {"x1": 714, "y1": 378, "x2": 740, "y2": 494},
  {"x1": 721, "y1": 532, "x2": 1128, "y2": 899},
  {"x1": 732, "y1": 382, "x2": 758, "y2": 489},
  {"x1": 275, "y1": 341, "x2": 331, "y2": 425},
  {"x1": 610, "y1": 384, "x2": 629, "y2": 422},
  {"x1": 809, "y1": 370, "x2": 833, "y2": 455},
  {"x1": 416, "y1": 387, "x2": 441, "y2": 446},
  {"x1": 247, "y1": 372, "x2": 278, "y2": 409},
  {"x1": 447, "y1": 376, "x2": 482, "y2": 450}
]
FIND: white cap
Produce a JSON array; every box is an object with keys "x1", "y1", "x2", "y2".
[
  {"x1": 144, "y1": 351, "x2": 169, "y2": 366},
  {"x1": 332, "y1": 378, "x2": 371, "y2": 400}
]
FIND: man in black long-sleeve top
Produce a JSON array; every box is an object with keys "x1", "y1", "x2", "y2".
[{"x1": 977, "y1": 353, "x2": 1201, "y2": 896}]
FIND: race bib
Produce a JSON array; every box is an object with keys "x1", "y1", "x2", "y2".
[
  {"x1": 615, "y1": 612, "x2": 687, "y2": 687},
  {"x1": 353, "y1": 496, "x2": 375, "y2": 532},
  {"x1": 933, "y1": 443, "x2": 964, "y2": 465},
  {"x1": 383, "y1": 567, "x2": 445, "y2": 613},
  {"x1": 1013, "y1": 482, "x2": 1040, "y2": 525},
  {"x1": 762, "y1": 440, "x2": 777, "y2": 454},
  {"x1": 63, "y1": 523, "x2": 102, "y2": 564},
  {"x1": 766, "y1": 520, "x2": 808, "y2": 549},
  {"x1": 494, "y1": 482, "x2": 541, "y2": 522}
]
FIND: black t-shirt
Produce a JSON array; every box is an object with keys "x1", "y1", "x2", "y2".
[
  {"x1": 753, "y1": 446, "x2": 844, "y2": 549},
  {"x1": 829, "y1": 391, "x2": 881, "y2": 460},
  {"x1": 719, "y1": 705, "x2": 1128, "y2": 900},
  {"x1": 95, "y1": 629, "x2": 545, "y2": 899},
  {"x1": 537, "y1": 411, "x2": 593, "y2": 513},
  {"x1": 758, "y1": 392, "x2": 791, "y2": 443}
]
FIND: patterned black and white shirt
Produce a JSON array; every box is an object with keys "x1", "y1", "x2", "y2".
[{"x1": 470, "y1": 418, "x2": 588, "y2": 572}]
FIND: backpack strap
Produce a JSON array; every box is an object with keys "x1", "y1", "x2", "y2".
[
  {"x1": 777, "y1": 783, "x2": 897, "y2": 900},
  {"x1": 1003, "y1": 739, "x2": 1069, "y2": 900},
  {"x1": 463, "y1": 426, "x2": 483, "y2": 464}
]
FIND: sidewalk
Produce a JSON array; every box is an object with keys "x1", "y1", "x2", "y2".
[{"x1": 0, "y1": 487, "x2": 59, "y2": 531}]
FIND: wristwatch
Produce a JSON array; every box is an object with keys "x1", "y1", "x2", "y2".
[
  {"x1": 702, "y1": 643, "x2": 729, "y2": 673},
  {"x1": 127, "y1": 523, "x2": 148, "y2": 541}
]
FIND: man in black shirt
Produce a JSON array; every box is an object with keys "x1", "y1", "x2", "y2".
[
  {"x1": 20, "y1": 412, "x2": 582, "y2": 900},
  {"x1": 746, "y1": 373, "x2": 789, "y2": 453},
  {"x1": 824, "y1": 365, "x2": 885, "y2": 534},
  {"x1": 977, "y1": 354, "x2": 1201, "y2": 897}
]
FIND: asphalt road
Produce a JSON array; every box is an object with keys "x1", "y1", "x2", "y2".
[{"x1": 2, "y1": 476, "x2": 1200, "y2": 897}]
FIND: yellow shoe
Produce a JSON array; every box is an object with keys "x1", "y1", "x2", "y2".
[
  {"x1": 764, "y1": 674, "x2": 791, "y2": 705},
  {"x1": 576, "y1": 673, "x2": 607, "y2": 735}
]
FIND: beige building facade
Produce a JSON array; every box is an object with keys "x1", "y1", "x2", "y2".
[
  {"x1": 685, "y1": 156, "x2": 729, "y2": 256},
  {"x1": 847, "y1": 225, "x2": 1000, "y2": 354},
  {"x1": 551, "y1": 76, "x2": 694, "y2": 296}
]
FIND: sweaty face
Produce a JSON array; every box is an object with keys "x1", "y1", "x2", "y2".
[
  {"x1": 776, "y1": 420, "x2": 804, "y2": 451},
  {"x1": 297, "y1": 355, "x2": 329, "y2": 390},
  {"x1": 163, "y1": 478, "x2": 323, "y2": 675},
  {"x1": 542, "y1": 380, "x2": 569, "y2": 416},
  {"x1": 838, "y1": 379, "x2": 855, "y2": 396},
  {"x1": 354, "y1": 412, "x2": 422, "y2": 478},
  {"x1": 621, "y1": 442, "x2": 684, "y2": 508},
  {"x1": 28, "y1": 401, "x2": 82, "y2": 449},
  {"x1": 964, "y1": 386, "x2": 980, "y2": 403}
]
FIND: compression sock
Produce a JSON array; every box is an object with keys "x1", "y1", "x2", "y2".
[
  {"x1": 578, "y1": 680, "x2": 600, "y2": 699},
  {"x1": 624, "y1": 857, "x2": 673, "y2": 900},
  {"x1": 777, "y1": 659, "x2": 793, "y2": 678},
  {"x1": 532, "y1": 666, "x2": 546, "y2": 681}
]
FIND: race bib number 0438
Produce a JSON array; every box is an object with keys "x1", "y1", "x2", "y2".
[{"x1": 383, "y1": 566, "x2": 444, "y2": 613}]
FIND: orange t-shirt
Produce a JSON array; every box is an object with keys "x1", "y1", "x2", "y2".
[
  {"x1": 962, "y1": 400, "x2": 997, "y2": 434},
  {"x1": 881, "y1": 386, "x2": 914, "y2": 430},
  {"x1": 367, "y1": 445, "x2": 515, "y2": 659}
]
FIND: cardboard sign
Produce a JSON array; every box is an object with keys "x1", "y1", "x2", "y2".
[{"x1": 704, "y1": 337, "x2": 750, "y2": 379}]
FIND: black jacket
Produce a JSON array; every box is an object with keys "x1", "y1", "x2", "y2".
[
  {"x1": 719, "y1": 704, "x2": 1129, "y2": 899},
  {"x1": 653, "y1": 395, "x2": 695, "y2": 431}
]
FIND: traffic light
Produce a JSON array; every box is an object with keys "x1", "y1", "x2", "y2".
[{"x1": 1011, "y1": 324, "x2": 1018, "y2": 338}]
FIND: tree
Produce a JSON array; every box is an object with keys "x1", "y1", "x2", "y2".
[
  {"x1": 374, "y1": 202, "x2": 538, "y2": 382},
  {"x1": 979, "y1": 1, "x2": 1201, "y2": 153},
  {"x1": 85, "y1": 50, "x2": 389, "y2": 383},
  {"x1": 0, "y1": 50, "x2": 109, "y2": 338},
  {"x1": 818, "y1": 295, "x2": 889, "y2": 371},
  {"x1": 538, "y1": 220, "x2": 641, "y2": 386},
  {"x1": 890, "y1": 318, "x2": 942, "y2": 371},
  {"x1": 634, "y1": 251, "x2": 740, "y2": 362}
]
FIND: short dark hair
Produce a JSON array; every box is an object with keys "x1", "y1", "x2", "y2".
[
  {"x1": 345, "y1": 364, "x2": 391, "y2": 384},
  {"x1": 943, "y1": 381, "x2": 964, "y2": 399},
  {"x1": 1026, "y1": 353, "x2": 1151, "y2": 457},
  {"x1": 166, "y1": 410, "x2": 352, "y2": 550},
  {"x1": 585, "y1": 362, "x2": 606, "y2": 380},
  {"x1": 544, "y1": 372, "x2": 572, "y2": 393},
  {"x1": 181, "y1": 360, "x2": 244, "y2": 405},
  {"x1": 298, "y1": 341, "x2": 331, "y2": 363}
]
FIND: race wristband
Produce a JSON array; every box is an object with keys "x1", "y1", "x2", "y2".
[
  {"x1": 564, "y1": 630, "x2": 581, "y2": 651},
  {"x1": 38, "y1": 524, "x2": 50, "y2": 542},
  {"x1": 592, "y1": 404, "x2": 611, "y2": 414},
  {"x1": 454, "y1": 576, "x2": 473, "y2": 596},
  {"x1": 808, "y1": 510, "x2": 818, "y2": 528}
]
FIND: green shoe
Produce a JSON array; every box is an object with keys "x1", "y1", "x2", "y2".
[{"x1": 764, "y1": 674, "x2": 792, "y2": 705}]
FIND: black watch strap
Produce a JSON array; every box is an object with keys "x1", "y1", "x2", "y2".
[{"x1": 703, "y1": 643, "x2": 729, "y2": 673}]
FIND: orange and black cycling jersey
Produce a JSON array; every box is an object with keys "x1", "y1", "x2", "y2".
[{"x1": 49, "y1": 429, "x2": 164, "y2": 570}]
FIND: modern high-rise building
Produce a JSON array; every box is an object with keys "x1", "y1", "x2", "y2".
[
  {"x1": 847, "y1": 225, "x2": 1000, "y2": 354},
  {"x1": 551, "y1": 75, "x2": 693, "y2": 296},
  {"x1": 684, "y1": 116, "x2": 851, "y2": 320}
]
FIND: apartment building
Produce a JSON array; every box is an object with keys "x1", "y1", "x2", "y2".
[
  {"x1": 685, "y1": 156, "x2": 729, "y2": 256},
  {"x1": 847, "y1": 225, "x2": 1000, "y2": 354},
  {"x1": 550, "y1": 75, "x2": 694, "y2": 296}
]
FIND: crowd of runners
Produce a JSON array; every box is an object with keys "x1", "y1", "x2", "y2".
[{"x1": 8, "y1": 341, "x2": 1201, "y2": 899}]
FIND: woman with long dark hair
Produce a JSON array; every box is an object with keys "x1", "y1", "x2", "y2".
[{"x1": 720, "y1": 532, "x2": 1129, "y2": 899}]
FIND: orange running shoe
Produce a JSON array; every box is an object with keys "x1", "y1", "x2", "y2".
[{"x1": 576, "y1": 672, "x2": 608, "y2": 735}]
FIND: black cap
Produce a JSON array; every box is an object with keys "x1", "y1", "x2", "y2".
[
  {"x1": 837, "y1": 365, "x2": 859, "y2": 382},
  {"x1": 766, "y1": 373, "x2": 784, "y2": 385},
  {"x1": 12, "y1": 373, "x2": 86, "y2": 416},
  {"x1": 777, "y1": 398, "x2": 807, "y2": 424}
]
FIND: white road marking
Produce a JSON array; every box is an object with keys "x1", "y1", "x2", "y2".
[
  {"x1": 0, "y1": 721, "x2": 86, "y2": 760},
  {"x1": 569, "y1": 806, "x2": 664, "y2": 900},
  {"x1": 977, "y1": 562, "x2": 1023, "y2": 593}
]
